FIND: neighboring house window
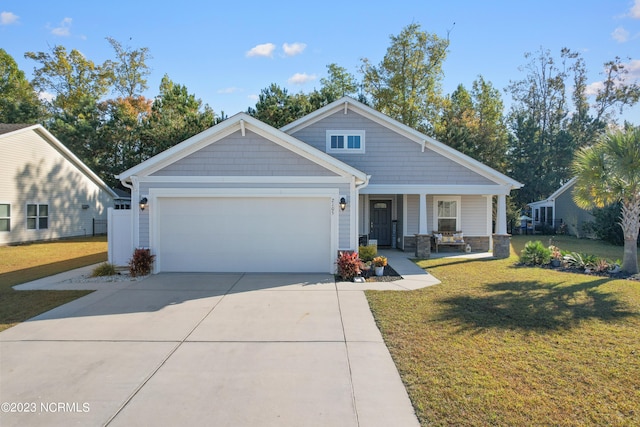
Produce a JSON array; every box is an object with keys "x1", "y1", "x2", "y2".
[
  {"x1": 326, "y1": 131, "x2": 365, "y2": 153},
  {"x1": 434, "y1": 197, "x2": 461, "y2": 232},
  {"x1": 0, "y1": 204, "x2": 9, "y2": 232},
  {"x1": 27, "y1": 203, "x2": 48, "y2": 230}
]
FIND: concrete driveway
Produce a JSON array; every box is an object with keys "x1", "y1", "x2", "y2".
[{"x1": 0, "y1": 273, "x2": 420, "y2": 426}]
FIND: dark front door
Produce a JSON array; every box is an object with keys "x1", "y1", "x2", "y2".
[{"x1": 370, "y1": 200, "x2": 392, "y2": 246}]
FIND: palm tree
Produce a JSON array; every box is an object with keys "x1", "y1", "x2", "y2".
[{"x1": 572, "y1": 127, "x2": 640, "y2": 274}]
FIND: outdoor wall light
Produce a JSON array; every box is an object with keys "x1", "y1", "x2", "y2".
[
  {"x1": 339, "y1": 197, "x2": 347, "y2": 211},
  {"x1": 139, "y1": 197, "x2": 148, "y2": 211}
]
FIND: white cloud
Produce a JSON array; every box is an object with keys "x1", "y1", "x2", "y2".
[
  {"x1": 0, "y1": 11, "x2": 19, "y2": 25},
  {"x1": 282, "y1": 42, "x2": 306, "y2": 57},
  {"x1": 612, "y1": 26, "x2": 630, "y2": 42},
  {"x1": 585, "y1": 81, "x2": 603, "y2": 96},
  {"x1": 585, "y1": 59, "x2": 640, "y2": 96},
  {"x1": 248, "y1": 94, "x2": 259, "y2": 101},
  {"x1": 288, "y1": 72, "x2": 317, "y2": 85},
  {"x1": 38, "y1": 91, "x2": 55, "y2": 103},
  {"x1": 246, "y1": 43, "x2": 276, "y2": 58},
  {"x1": 50, "y1": 17, "x2": 72, "y2": 36},
  {"x1": 630, "y1": 0, "x2": 640, "y2": 18},
  {"x1": 627, "y1": 59, "x2": 640, "y2": 79},
  {"x1": 217, "y1": 87, "x2": 241, "y2": 94}
]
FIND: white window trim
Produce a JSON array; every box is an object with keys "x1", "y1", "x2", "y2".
[
  {"x1": 326, "y1": 130, "x2": 365, "y2": 154},
  {"x1": 0, "y1": 203, "x2": 10, "y2": 232},
  {"x1": 433, "y1": 196, "x2": 461, "y2": 232},
  {"x1": 26, "y1": 202, "x2": 49, "y2": 230}
]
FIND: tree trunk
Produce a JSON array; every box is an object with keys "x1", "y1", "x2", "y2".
[
  {"x1": 620, "y1": 200, "x2": 640, "y2": 274},
  {"x1": 622, "y1": 239, "x2": 639, "y2": 274}
]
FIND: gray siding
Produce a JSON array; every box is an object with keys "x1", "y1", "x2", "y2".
[
  {"x1": 460, "y1": 196, "x2": 489, "y2": 236},
  {"x1": 1, "y1": 129, "x2": 113, "y2": 245},
  {"x1": 289, "y1": 110, "x2": 495, "y2": 186},
  {"x1": 555, "y1": 184, "x2": 594, "y2": 236},
  {"x1": 153, "y1": 129, "x2": 336, "y2": 177},
  {"x1": 406, "y1": 195, "x2": 419, "y2": 235},
  {"x1": 405, "y1": 195, "x2": 489, "y2": 237}
]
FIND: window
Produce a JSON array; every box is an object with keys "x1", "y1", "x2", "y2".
[
  {"x1": 27, "y1": 203, "x2": 48, "y2": 230},
  {"x1": 434, "y1": 197, "x2": 460, "y2": 232},
  {"x1": 326, "y1": 130, "x2": 365, "y2": 153},
  {"x1": 0, "y1": 204, "x2": 9, "y2": 232}
]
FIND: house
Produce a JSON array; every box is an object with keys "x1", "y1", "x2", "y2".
[
  {"x1": 528, "y1": 177, "x2": 594, "y2": 237},
  {"x1": 0, "y1": 124, "x2": 118, "y2": 245},
  {"x1": 116, "y1": 97, "x2": 522, "y2": 273}
]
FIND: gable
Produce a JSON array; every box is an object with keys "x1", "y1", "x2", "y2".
[
  {"x1": 119, "y1": 113, "x2": 367, "y2": 184},
  {"x1": 0, "y1": 126, "x2": 116, "y2": 199},
  {"x1": 283, "y1": 97, "x2": 522, "y2": 189},
  {"x1": 152, "y1": 129, "x2": 338, "y2": 177},
  {"x1": 288, "y1": 109, "x2": 495, "y2": 186}
]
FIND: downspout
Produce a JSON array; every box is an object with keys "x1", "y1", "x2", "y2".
[
  {"x1": 120, "y1": 176, "x2": 140, "y2": 250},
  {"x1": 353, "y1": 175, "x2": 371, "y2": 249}
]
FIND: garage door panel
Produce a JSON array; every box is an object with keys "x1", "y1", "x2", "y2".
[{"x1": 156, "y1": 197, "x2": 332, "y2": 273}]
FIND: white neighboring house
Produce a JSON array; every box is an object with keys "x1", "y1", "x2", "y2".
[
  {"x1": 0, "y1": 124, "x2": 118, "y2": 245},
  {"x1": 116, "y1": 97, "x2": 523, "y2": 273}
]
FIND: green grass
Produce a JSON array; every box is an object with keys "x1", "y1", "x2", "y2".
[
  {"x1": 366, "y1": 237, "x2": 640, "y2": 426},
  {"x1": 0, "y1": 236, "x2": 107, "y2": 332}
]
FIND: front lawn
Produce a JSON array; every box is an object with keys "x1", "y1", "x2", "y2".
[
  {"x1": 0, "y1": 236, "x2": 107, "y2": 331},
  {"x1": 366, "y1": 238, "x2": 640, "y2": 426}
]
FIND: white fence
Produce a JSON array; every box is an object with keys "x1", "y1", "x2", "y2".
[{"x1": 108, "y1": 208, "x2": 132, "y2": 267}]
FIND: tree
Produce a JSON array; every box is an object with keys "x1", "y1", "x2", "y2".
[
  {"x1": 594, "y1": 57, "x2": 640, "y2": 121},
  {"x1": 98, "y1": 96, "x2": 152, "y2": 187},
  {"x1": 436, "y1": 77, "x2": 508, "y2": 172},
  {"x1": 471, "y1": 76, "x2": 508, "y2": 172},
  {"x1": 309, "y1": 63, "x2": 360, "y2": 109},
  {"x1": 25, "y1": 45, "x2": 111, "y2": 114},
  {"x1": 436, "y1": 84, "x2": 476, "y2": 155},
  {"x1": 0, "y1": 49, "x2": 43, "y2": 123},
  {"x1": 360, "y1": 23, "x2": 449, "y2": 134},
  {"x1": 142, "y1": 74, "x2": 215, "y2": 156},
  {"x1": 507, "y1": 48, "x2": 640, "y2": 209},
  {"x1": 98, "y1": 38, "x2": 153, "y2": 186},
  {"x1": 572, "y1": 127, "x2": 640, "y2": 274},
  {"x1": 104, "y1": 37, "x2": 151, "y2": 98},
  {"x1": 507, "y1": 48, "x2": 572, "y2": 206},
  {"x1": 25, "y1": 46, "x2": 111, "y2": 162},
  {"x1": 247, "y1": 83, "x2": 311, "y2": 128}
]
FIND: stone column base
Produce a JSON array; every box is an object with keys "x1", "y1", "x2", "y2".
[
  {"x1": 492, "y1": 234, "x2": 511, "y2": 259},
  {"x1": 415, "y1": 234, "x2": 431, "y2": 259}
]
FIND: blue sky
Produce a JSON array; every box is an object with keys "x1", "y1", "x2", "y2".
[{"x1": 1, "y1": 0, "x2": 639, "y2": 123}]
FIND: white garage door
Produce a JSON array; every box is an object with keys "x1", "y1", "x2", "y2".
[{"x1": 155, "y1": 197, "x2": 333, "y2": 272}]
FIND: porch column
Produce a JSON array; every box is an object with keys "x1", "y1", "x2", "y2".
[
  {"x1": 415, "y1": 193, "x2": 431, "y2": 258},
  {"x1": 419, "y1": 193, "x2": 428, "y2": 234},
  {"x1": 496, "y1": 194, "x2": 507, "y2": 234},
  {"x1": 493, "y1": 194, "x2": 510, "y2": 259}
]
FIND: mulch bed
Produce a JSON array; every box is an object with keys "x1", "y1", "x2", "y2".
[
  {"x1": 520, "y1": 263, "x2": 640, "y2": 281},
  {"x1": 336, "y1": 264, "x2": 403, "y2": 282}
]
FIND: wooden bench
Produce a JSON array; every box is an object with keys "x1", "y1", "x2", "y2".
[{"x1": 433, "y1": 231, "x2": 465, "y2": 253}]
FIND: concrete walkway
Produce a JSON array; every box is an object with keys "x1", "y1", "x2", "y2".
[{"x1": 1, "y1": 251, "x2": 444, "y2": 427}]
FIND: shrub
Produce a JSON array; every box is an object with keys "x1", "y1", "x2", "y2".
[
  {"x1": 91, "y1": 262, "x2": 117, "y2": 277},
  {"x1": 358, "y1": 244, "x2": 377, "y2": 262},
  {"x1": 336, "y1": 251, "x2": 361, "y2": 281},
  {"x1": 129, "y1": 248, "x2": 155, "y2": 277},
  {"x1": 593, "y1": 258, "x2": 611, "y2": 273},
  {"x1": 519, "y1": 241, "x2": 551, "y2": 265},
  {"x1": 563, "y1": 252, "x2": 597, "y2": 269}
]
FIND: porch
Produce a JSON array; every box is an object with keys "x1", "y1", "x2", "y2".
[{"x1": 357, "y1": 191, "x2": 510, "y2": 259}]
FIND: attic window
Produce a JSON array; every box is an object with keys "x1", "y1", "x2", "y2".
[{"x1": 326, "y1": 130, "x2": 365, "y2": 154}]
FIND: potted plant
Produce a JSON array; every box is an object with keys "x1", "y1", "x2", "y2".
[
  {"x1": 549, "y1": 245, "x2": 562, "y2": 267},
  {"x1": 372, "y1": 256, "x2": 387, "y2": 276}
]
